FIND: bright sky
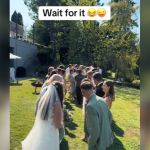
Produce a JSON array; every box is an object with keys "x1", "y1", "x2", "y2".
[
  {"x1": 10, "y1": 0, "x2": 140, "y2": 34},
  {"x1": 100, "y1": 0, "x2": 140, "y2": 35},
  {"x1": 10, "y1": 0, "x2": 34, "y2": 30}
]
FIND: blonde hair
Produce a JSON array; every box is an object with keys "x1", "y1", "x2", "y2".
[{"x1": 47, "y1": 74, "x2": 63, "y2": 84}]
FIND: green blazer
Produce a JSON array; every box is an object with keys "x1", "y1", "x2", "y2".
[{"x1": 86, "y1": 94, "x2": 114, "y2": 150}]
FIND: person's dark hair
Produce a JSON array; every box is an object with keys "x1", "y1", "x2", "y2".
[
  {"x1": 70, "y1": 69, "x2": 73, "y2": 74},
  {"x1": 92, "y1": 68, "x2": 98, "y2": 73},
  {"x1": 53, "y1": 81, "x2": 64, "y2": 108},
  {"x1": 69, "y1": 64, "x2": 72, "y2": 67},
  {"x1": 77, "y1": 69, "x2": 82, "y2": 74},
  {"x1": 93, "y1": 72, "x2": 102, "y2": 81},
  {"x1": 105, "y1": 81, "x2": 115, "y2": 101},
  {"x1": 80, "y1": 81, "x2": 93, "y2": 90},
  {"x1": 61, "y1": 69, "x2": 66, "y2": 75},
  {"x1": 57, "y1": 68, "x2": 62, "y2": 73},
  {"x1": 73, "y1": 68, "x2": 76, "y2": 72}
]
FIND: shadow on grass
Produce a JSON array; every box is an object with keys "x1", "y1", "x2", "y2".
[
  {"x1": 65, "y1": 119, "x2": 78, "y2": 131},
  {"x1": 65, "y1": 128, "x2": 76, "y2": 138},
  {"x1": 116, "y1": 85, "x2": 139, "y2": 96},
  {"x1": 107, "y1": 136, "x2": 125, "y2": 150},
  {"x1": 32, "y1": 92, "x2": 40, "y2": 95},
  {"x1": 29, "y1": 79, "x2": 37, "y2": 82},
  {"x1": 64, "y1": 100, "x2": 78, "y2": 138},
  {"x1": 71, "y1": 99, "x2": 82, "y2": 109},
  {"x1": 10, "y1": 83, "x2": 22, "y2": 86},
  {"x1": 60, "y1": 138, "x2": 69, "y2": 150},
  {"x1": 107, "y1": 120, "x2": 125, "y2": 149},
  {"x1": 64, "y1": 101, "x2": 74, "y2": 111},
  {"x1": 112, "y1": 120, "x2": 124, "y2": 137}
]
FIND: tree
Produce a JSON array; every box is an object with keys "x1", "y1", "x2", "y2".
[
  {"x1": 17, "y1": 12, "x2": 23, "y2": 26},
  {"x1": 24, "y1": 0, "x2": 140, "y2": 82},
  {"x1": 105, "y1": 0, "x2": 140, "y2": 81},
  {"x1": 11, "y1": 11, "x2": 23, "y2": 26},
  {"x1": 11, "y1": 11, "x2": 18, "y2": 23}
]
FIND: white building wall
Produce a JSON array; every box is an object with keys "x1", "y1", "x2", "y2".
[{"x1": 10, "y1": 37, "x2": 38, "y2": 70}]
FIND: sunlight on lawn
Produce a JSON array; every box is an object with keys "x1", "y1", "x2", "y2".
[{"x1": 10, "y1": 78, "x2": 140, "y2": 150}]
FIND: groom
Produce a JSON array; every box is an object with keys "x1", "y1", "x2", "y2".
[{"x1": 80, "y1": 81, "x2": 114, "y2": 150}]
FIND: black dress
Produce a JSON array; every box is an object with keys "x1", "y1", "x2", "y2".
[{"x1": 95, "y1": 82, "x2": 105, "y2": 97}]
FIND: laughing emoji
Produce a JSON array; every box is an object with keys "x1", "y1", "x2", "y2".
[
  {"x1": 88, "y1": 8, "x2": 96, "y2": 17},
  {"x1": 97, "y1": 8, "x2": 106, "y2": 17}
]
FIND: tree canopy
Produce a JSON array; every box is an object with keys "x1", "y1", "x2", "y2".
[
  {"x1": 25, "y1": 0, "x2": 140, "y2": 82},
  {"x1": 11, "y1": 11, "x2": 24, "y2": 26}
]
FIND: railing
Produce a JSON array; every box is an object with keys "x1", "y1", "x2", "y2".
[{"x1": 10, "y1": 34, "x2": 34, "y2": 45}]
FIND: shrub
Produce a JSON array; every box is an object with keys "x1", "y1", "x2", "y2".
[
  {"x1": 106, "y1": 70, "x2": 116, "y2": 79},
  {"x1": 132, "y1": 80, "x2": 140, "y2": 88},
  {"x1": 34, "y1": 65, "x2": 48, "y2": 78},
  {"x1": 37, "y1": 51, "x2": 49, "y2": 65},
  {"x1": 124, "y1": 72, "x2": 136, "y2": 83}
]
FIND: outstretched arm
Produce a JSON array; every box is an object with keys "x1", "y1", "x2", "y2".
[{"x1": 53, "y1": 102, "x2": 64, "y2": 129}]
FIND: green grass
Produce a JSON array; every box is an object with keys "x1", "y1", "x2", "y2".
[{"x1": 10, "y1": 78, "x2": 140, "y2": 150}]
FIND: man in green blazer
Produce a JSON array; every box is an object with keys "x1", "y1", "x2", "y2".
[{"x1": 80, "y1": 81, "x2": 114, "y2": 150}]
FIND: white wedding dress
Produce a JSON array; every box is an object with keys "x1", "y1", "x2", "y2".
[{"x1": 22, "y1": 85, "x2": 60, "y2": 150}]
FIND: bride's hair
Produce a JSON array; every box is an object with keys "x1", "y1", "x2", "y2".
[
  {"x1": 47, "y1": 74, "x2": 63, "y2": 84},
  {"x1": 52, "y1": 81, "x2": 64, "y2": 108}
]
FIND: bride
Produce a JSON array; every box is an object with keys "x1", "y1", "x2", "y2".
[{"x1": 22, "y1": 81, "x2": 64, "y2": 150}]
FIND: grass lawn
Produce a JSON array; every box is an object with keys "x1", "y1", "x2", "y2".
[{"x1": 10, "y1": 78, "x2": 140, "y2": 150}]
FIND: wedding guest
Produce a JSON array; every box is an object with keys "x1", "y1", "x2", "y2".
[
  {"x1": 81, "y1": 78, "x2": 92, "y2": 142},
  {"x1": 81, "y1": 78, "x2": 92, "y2": 115},
  {"x1": 50, "y1": 69, "x2": 57, "y2": 77},
  {"x1": 87, "y1": 70, "x2": 95, "y2": 88},
  {"x1": 83, "y1": 66, "x2": 87, "y2": 76},
  {"x1": 57, "y1": 68, "x2": 62, "y2": 75},
  {"x1": 102, "y1": 81, "x2": 115, "y2": 109},
  {"x1": 92, "y1": 68, "x2": 98, "y2": 73},
  {"x1": 66, "y1": 64, "x2": 72, "y2": 75},
  {"x1": 61, "y1": 69, "x2": 67, "y2": 94},
  {"x1": 98, "y1": 67, "x2": 102, "y2": 75},
  {"x1": 93, "y1": 72, "x2": 105, "y2": 97},
  {"x1": 79, "y1": 65, "x2": 84, "y2": 75},
  {"x1": 10, "y1": 67, "x2": 16, "y2": 82},
  {"x1": 68, "y1": 69, "x2": 76, "y2": 98},
  {"x1": 73, "y1": 67, "x2": 78, "y2": 77},
  {"x1": 80, "y1": 81, "x2": 114, "y2": 150},
  {"x1": 59, "y1": 65, "x2": 65, "y2": 70},
  {"x1": 74, "y1": 64, "x2": 78, "y2": 69},
  {"x1": 85, "y1": 67, "x2": 90, "y2": 73},
  {"x1": 45, "y1": 66, "x2": 54, "y2": 79},
  {"x1": 61, "y1": 69, "x2": 66, "y2": 80},
  {"x1": 74, "y1": 69, "x2": 85, "y2": 105}
]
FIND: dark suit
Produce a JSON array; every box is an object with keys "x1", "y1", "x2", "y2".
[
  {"x1": 75, "y1": 74, "x2": 85, "y2": 105},
  {"x1": 95, "y1": 82, "x2": 105, "y2": 97}
]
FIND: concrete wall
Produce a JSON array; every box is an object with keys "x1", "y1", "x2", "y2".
[
  {"x1": 10, "y1": 37, "x2": 38, "y2": 72},
  {"x1": 10, "y1": 21, "x2": 23, "y2": 37}
]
